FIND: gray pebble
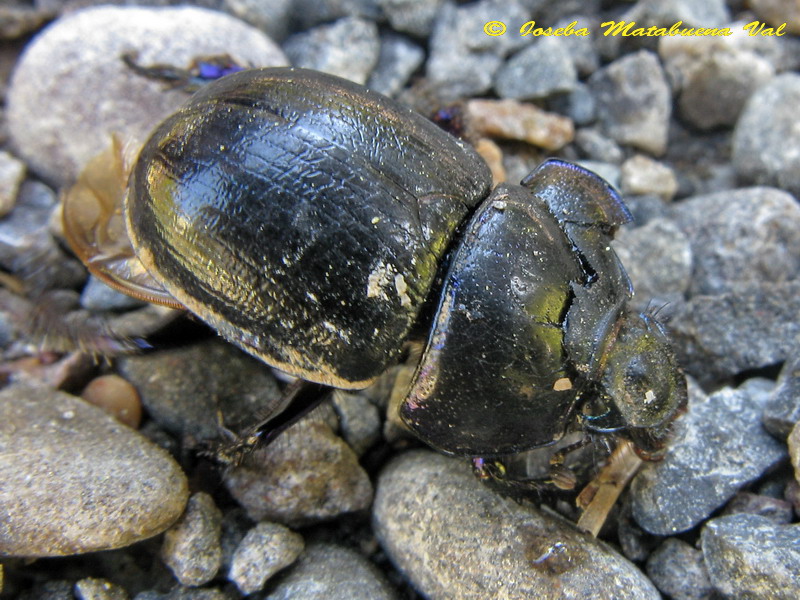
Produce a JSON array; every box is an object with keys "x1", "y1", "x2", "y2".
[
  {"x1": 629, "y1": 0, "x2": 730, "y2": 27},
  {"x1": 74, "y1": 578, "x2": 129, "y2": 600},
  {"x1": 722, "y1": 492, "x2": 794, "y2": 525},
  {"x1": 366, "y1": 33, "x2": 424, "y2": 97},
  {"x1": 577, "y1": 161, "x2": 620, "y2": 190},
  {"x1": 221, "y1": 0, "x2": 294, "y2": 42},
  {"x1": 0, "y1": 180, "x2": 85, "y2": 292},
  {"x1": 670, "y1": 281, "x2": 800, "y2": 381},
  {"x1": 630, "y1": 386, "x2": 787, "y2": 535},
  {"x1": 265, "y1": 542, "x2": 397, "y2": 600},
  {"x1": 18, "y1": 580, "x2": 74, "y2": 600},
  {"x1": 548, "y1": 82, "x2": 596, "y2": 126},
  {"x1": 7, "y1": 5, "x2": 287, "y2": 186},
  {"x1": 283, "y1": 17, "x2": 379, "y2": 85},
  {"x1": 331, "y1": 391, "x2": 381, "y2": 455},
  {"x1": 588, "y1": 50, "x2": 671, "y2": 156},
  {"x1": 162, "y1": 493, "x2": 223, "y2": 587},
  {"x1": 0, "y1": 382, "x2": 188, "y2": 556},
  {"x1": 791, "y1": 423, "x2": 800, "y2": 487},
  {"x1": 763, "y1": 357, "x2": 800, "y2": 439},
  {"x1": 672, "y1": 187, "x2": 800, "y2": 296},
  {"x1": 574, "y1": 128, "x2": 624, "y2": 163},
  {"x1": 0, "y1": 150, "x2": 25, "y2": 217},
  {"x1": 134, "y1": 589, "x2": 230, "y2": 600},
  {"x1": 285, "y1": 0, "x2": 382, "y2": 30},
  {"x1": 118, "y1": 339, "x2": 281, "y2": 445},
  {"x1": 612, "y1": 218, "x2": 692, "y2": 307},
  {"x1": 374, "y1": 451, "x2": 660, "y2": 599},
  {"x1": 554, "y1": 15, "x2": 600, "y2": 77},
  {"x1": 495, "y1": 37, "x2": 577, "y2": 100},
  {"x1": 426, "y1": 0, "x2": 529, "y2": 97},
  {"x1": 80, "y1": 275, "x2": 148, "y2": 312},
  {"x1": 622, "y1": 195, "x2": 674, "y2": 227},
  {"x1": 733, "y1": 73, "x2": 800, "y2": 197},
  {"x1": 228, "y1": 522, "x2": 304, "y2": 594},
  {"x1": 377, "y1": 0, "x2": 444, "y2": 37},
  {"x1": 223, "y1": 412, "x2": 372, "y2": 526},
  {"x1": 646, "y1": 538, "x2": 713, "y2": 600},
  {"x1": 701, "y1": 513, "x2": 800, "y2": 600},
  {"x1": 660, "y1": 37, "x2": 774, "y2": 130}
]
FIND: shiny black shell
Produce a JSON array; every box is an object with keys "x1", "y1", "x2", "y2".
[
  {"x1": 401, "y1": 160, "x2": 634, "y2": 457},
  {"x1": 126, "y1": 68, "x2": 492, "y2": 388}
]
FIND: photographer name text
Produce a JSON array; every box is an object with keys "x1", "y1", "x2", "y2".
[{"x1": 483, "y1": 19, "x2": 786, "y2": 38}]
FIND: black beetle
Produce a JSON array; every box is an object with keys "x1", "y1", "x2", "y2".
[{"x1": 63, "y1": 67, "x2": 686, "y2": 493}]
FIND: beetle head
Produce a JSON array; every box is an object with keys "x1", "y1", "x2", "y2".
[{"x1": 582, "y1": 311, "x2": 687, "y2": 455}]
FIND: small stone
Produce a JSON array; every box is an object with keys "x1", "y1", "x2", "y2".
[
  {"x1": 18, "y1": 580, "x2": 73, "y2": 600},
  {"x1": 621, "y1": 195, "x2": 673, "y2": 227},
  {"x1": 588, "y1": 50, "x2": 671, "y2": 155},
  {"x1": 0, "y1": 150, "x2": 24, "y2": 217},
  {"x1": 722, "y1": 492, "x2": 794, "y2": 525},
  {"x1": 554, "y1": 15, "x2": 600, "y2": 77},
  {"x1": 577, "y1": 161, "x2": 621, "y2": 190},
  {"x1": 701, "y1": 513, "x2": 800, "y2": 600},
  {"x1": 548, "y1": 82, "x2": 596, "y2": 127},
  {"x1": 646, "y1": 538, "x2": 713, "y2": 600},
  {"x1": 80, "y1": 276, "x2": 148, "y2": 312},
  {"x1": 374, "y1": 451, "x2": 660, "y2": 599},
  {"x1": 219, "y1": 508, "x2": 252, "y2": 574},
  {"x1": 620, "y1": 155, "x2": 678, "y2": 201},
  {"x1": 630, "y1": 386, "x2": 787, "y2": 535},
  {"x1": 74, "y1": 578, "x2": 128, "y2": 600},
  {"x1": 790, "y1": 422, "x2": 800, "y2": 485},
  {"x1": 495, "y1": 37, "x2": 577, "y2": 100},
  {"x1": 629, "y1": 0, "x2": 730, "y2": 27},
  {"x1": 80, "y1": 374, "x2": 142, "y2": 429},
  {"x1": 612, "y1": 218, "x2": 692, "y2": 307},
  {"x1": 733, "y1": 74, "x2": 800, "y2": 197},
  {"x1": 0, "y1": 382, "x2": 188, "y2": 556},
  {"x1": 223, "y1": 411, "x2": 372, "y2": 526},
  {"x1": 660, "y1": 36, "x2": 774, "y2": 130},
  {"x1": 161, "y1": 493, "x2": 223, "y2": 587},
  {"x1": 221, "y1": 0, "x2": 294, "y2": 42},
  {"x1": 228, "y1": 522, "x2": 304, "y2": 595},
  {"x1": 763, "y1": 357, "x2": 800, "y2": 439},
  {"x1": 426, "y1": 0, "x2": 529, "y2": 97},
  {"x1": 331, "y1": 391, "x2": 381, "y2": 456},
  {"x1": 672, "y1": 187, "x2": 800, "y2": 296},
  {"x1": 466, "y1": 99, "x2": 574, "y2": 150},
  {"x1": 574, "y1": 128, "x2": 624, "y2": 163},
  {"x1": 285, "y1": 0, "x2": 382, "y2": 30},
  {"x1": 0, "y1": 180, "x2": 85, "y2": 292},
  {"x1": 366, "y1": 33, "x2": 424, "y2": 97},
  {"x1": 670, "y1": 281, "x2": 800, "y2": 381},
  {"x1": 785, "y1": 480, "x2": 800, "y2": 516},
  {"x1": 7, "y1": 5, "x2": 288, "y2": 186},
  {"x1": 750, "y1": 0, "x2": 800, "y2": 34},
  {"x1": 377, "y1": 0, "x2": 443, "y2": 37},
  {"x1": 264, "y1": 542, "x2": 397, "y2": 600},
  {"x1": 118, "y1": 339, "x2": 281, "y2": 445},
  {"x1": 283, "y1": 17, "x2": 379, "y2": 85},
  {"x1": 0, "y1": 4, "x2": 53, "y2": 40},
  {"x1": 133, "y1": 588, "x2": 229, "y2": 600}
]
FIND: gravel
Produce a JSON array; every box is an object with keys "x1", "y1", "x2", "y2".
[{"x1": 2, "y1": 2, "x2": 799, "y2": 598}]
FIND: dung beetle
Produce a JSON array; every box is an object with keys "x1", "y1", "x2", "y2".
[{"x1": 63, "y1": 67, "x2": 686, "y2": 497}]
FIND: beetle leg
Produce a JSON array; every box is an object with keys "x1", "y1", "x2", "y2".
[{"x1": 213, "y1": 379, "x2": 332, "y2": 465}]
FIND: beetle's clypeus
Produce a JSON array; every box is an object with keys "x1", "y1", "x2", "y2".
[{"x1": 65, "y1": 67, "x2": 686, "y2": 489}]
